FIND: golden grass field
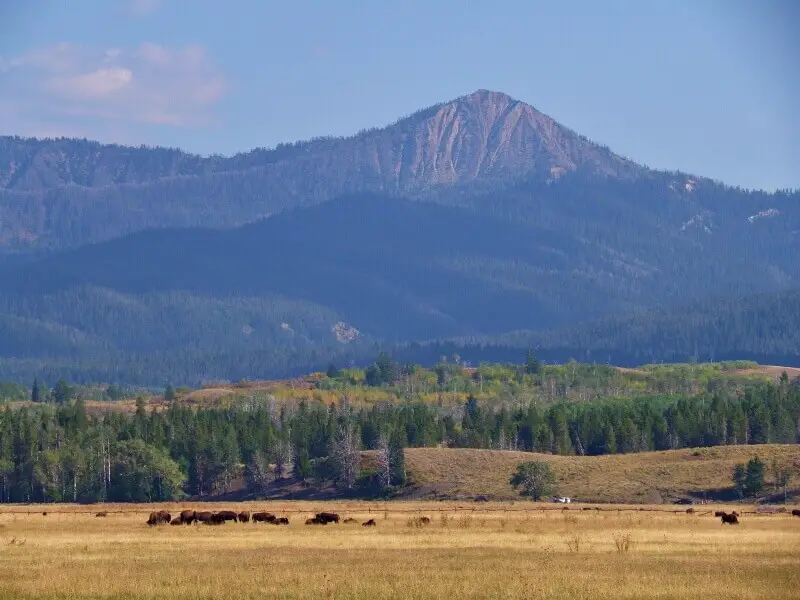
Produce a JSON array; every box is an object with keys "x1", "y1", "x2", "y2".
[{"x1": 0, "y1": 501, "x2": 798, "y2": 600}]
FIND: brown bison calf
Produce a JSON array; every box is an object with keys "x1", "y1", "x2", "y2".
[
  {"x1": 170, "y1": 518, "x2": 183, "y2": 525},
  {"x1": 306, "y1": 517, "x2": 326, "y2": 525},
  {"x1": 362, "y1": 519, "x2": 377, "y2": 527},
  {"x1": 274, "y1": 517, "x2": 289, "y2": 525},
  {"x1": 343, "y1": 518, "x2": 358, "y2": 524},
  {"x1": 237, "y1": 511, "x2": 250, "y2": 523}
]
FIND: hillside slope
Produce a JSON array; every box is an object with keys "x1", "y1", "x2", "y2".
[{"x1": 404, "y1": 445, "x2": 800, "y2": 503}]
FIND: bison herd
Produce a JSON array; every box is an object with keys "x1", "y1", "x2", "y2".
[
  {"x1": 143, "y1": 507, "x2": 800, "y2": 528},
  {"x1": 146, "y1": 510, "x2": 378, "y2": 528}
]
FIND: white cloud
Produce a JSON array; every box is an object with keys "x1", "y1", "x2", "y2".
[
  {"x1": 0, "y1": 42, "x2": 227, "y2": 132},
  {"x1": 129, "y1": 0, "x2": 162, "y2": 17}
]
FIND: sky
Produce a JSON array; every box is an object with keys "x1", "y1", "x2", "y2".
[{"x1": 0, "y1": 0, "x2": 798, "y2": 191}]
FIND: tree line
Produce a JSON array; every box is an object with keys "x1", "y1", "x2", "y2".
[{"x1": 0, "y1": 368, "x2": 798, "y2": 503}]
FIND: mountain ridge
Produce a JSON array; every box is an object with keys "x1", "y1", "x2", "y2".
[
  {"x1": 0, "y1": 89, "x2": 670, "y2": 252},
  {"x1": 0, "y1": 90, "x2": 641, "y2": 193}
]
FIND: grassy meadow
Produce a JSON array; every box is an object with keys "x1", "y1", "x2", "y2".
[
  {"x1": 0, "y1": 501, "x2": 798, "y2": 600},
  {"x1": 405, "y1": 444, "x2": 800, "y2": 502}
]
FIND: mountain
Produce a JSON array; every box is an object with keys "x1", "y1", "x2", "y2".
[
  {"x1": 0, "y1": 89, "x2": 799, "y2": 385},
  {"x1": 0, "y1": 90, "x2": 642, "y2": 252}
]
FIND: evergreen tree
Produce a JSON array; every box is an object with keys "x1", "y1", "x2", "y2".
[
  {"x1": 744, "y1": 455, "x2": 765, "y2": 497},
  {"x1": 525, "y1": 349, "x2": 541, "y2": 375},
  {"x1": 31, "y1": 379, "x2": 40, "y2": 403},
  {"x1": 731, "y1": 463, "x2": 747, "y2": 498},
  {"x1": 53, "y1": 380, "x2": 72, "y2": 405},
  {"x1": 293, "y1": 444, "x2": 312, "y2": 481}
]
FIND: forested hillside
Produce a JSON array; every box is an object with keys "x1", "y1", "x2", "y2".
[
  {"x1": 1, "y1": 358, "x2": 798, "y2": 503},
  {"x1": 429, "y1": 288, "x2": 800, "y2": 367}
]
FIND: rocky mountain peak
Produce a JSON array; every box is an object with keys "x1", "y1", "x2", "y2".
[{"x1": 386, "y1": 89, "x2": 637, "y2": 190}]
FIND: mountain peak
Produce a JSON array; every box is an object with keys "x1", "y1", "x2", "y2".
[{"x1": 386, "y1": 89, "x2": 636, "y2": 189}]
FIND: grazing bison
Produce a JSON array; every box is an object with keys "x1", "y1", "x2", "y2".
[
  {"x1": 147, "y1": 511, "x2": 171, "y2": 526},
  {"x1": 791, "y1": 509, "x2": 800, "y2": 518},
  {"x1": 306, "y1": 517, "x2": 326, "y2": 525},
  {"x1": 202, "y1": 513, "x2": 226, "y2": 525},
  {"x1": 720, "y1": 513, "x2": 739, "y2": 525},
  {"x1": 686, "y1": 508, "x2": 695, "y2": 514},
  {"x1": 252, "y1": 512, "x2": 277, "y2": 523},
  {"x1": 216, "y1": 510, "x2": 239, "y2": 522},
  {"x1": 714, "y1": 511, "x2": 727, "y2": 517},
  {"x1": 419, "y1": 516, "x2": 431, "y2": 525},
  {"x1": 237, "y1": 511, "x2": 250, "y2": 523},
  {"x1": 362, "y1": 519, "x2": 377, "y2": 527},
  {"x1": 274, "y1": 517, "x2": 289, "y2": 525},
  {"x1": 95, "y1": 511, "x2": 108, "y2": 518},
  {"x1": 315, "y1": 512, "x2": 340, "y2": 524},
  {"x1": 170, "y1": 518, "x2": 183, "y2": 525},
  {"x1": 179, "y1": 510, "x2": 196, "y2": 524},
  {"x1": 194, "y1": 511, "x2": 214, "y2": 524},
  {"x1": 343, "y1": 518, "x2": 358, "y2": 524}
]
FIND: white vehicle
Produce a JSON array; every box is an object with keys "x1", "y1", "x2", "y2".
[{"x1": 554, "y1": 497, "x2": 571, "y2": 503}]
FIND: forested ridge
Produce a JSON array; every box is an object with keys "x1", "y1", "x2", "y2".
[
  {"x1": 0, "y1": 186, "x2": 799, "y2": 385},
  {"x1": 1, "y1": 358, "x2": 798, "y2": 503}
]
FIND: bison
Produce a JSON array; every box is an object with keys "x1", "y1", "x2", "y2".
[
  {"x1": 274, "y1": 517, "x2": 289, "y2": 525},
  {"x1": 686, "y1": 508, "x2": 695, "y2": 514},
  {"x1": 170, "y1": 518, "x2": 183, "y2": 525},
  {"x1": 252, "y1": 512, "x2": 277, "y2": 523},
  {"x1": 179, "y1": 510, "x2": 196, "y2": 524},
  {"x1": 194, "y1": 511, "x2": 214, "y2": 524},
  {"x1": 203, "y1": 513, "x2": 226, "y2": 525},
  {"x1": 419, "y1": 516, "x2": 431, "y2": 525},
  {"x1": 95, "y1": 511, "x2": 108, "y2": 518},
  {"x1": 147, "y1": 511, "x2": 171, "y2": 526},
  {"x1": 362, "y1": 519, "x2": 377, "y2": 527},
  {"x1": 714, "y1": 511, "x2": 727, "y2": 517},
  {"x1": 306, "y1": 517, "x2": 326, "y2": 525},
  {"x1": 315, "y1": 512, "x2": 340, "y2": 524},
  {"x1": 720, "y1": 513, "x2": 739, "y2": 525},
  {"x1": 216, "y1": 510, "x2": 239, "y2": 522},
  {"x1": 237, "y1": 511, "x2": 250, "y2": 523},
  {"x1": 791, "y1": 509, "x2": 800, "y2": 518},
  {"x1": 343, "y1": 518, "x2": 358, "y2": 524}
]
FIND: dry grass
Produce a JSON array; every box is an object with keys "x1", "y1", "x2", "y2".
[
  {"x1": 0, "y1": 501, "x2": 797, "y2": 600},
  {"x1": 405, "y1": 445, "x2": 800, "y2": 502},
  {"x1": 729, "y1": 365, "x2": 800, "y2": 380}
]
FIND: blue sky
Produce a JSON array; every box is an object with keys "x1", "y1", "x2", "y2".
[{"x1": 1, "y1": 0, "x2": 798, "y2": 191}]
